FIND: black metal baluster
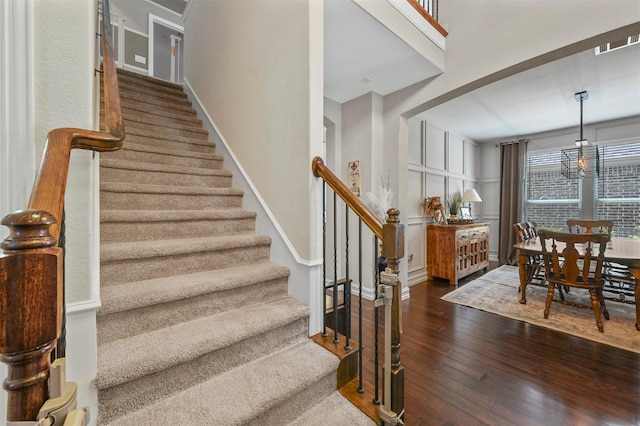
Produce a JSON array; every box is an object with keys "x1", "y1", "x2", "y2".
[
  {"x1": 333, "y1": 192, "x2": 339, "y2": 343},
  {"x1": 322, "y1": 182, "x2": 327, "y2": 337},
  {"x1": 344, "y1": 208, "x2": 351, "y2": 350},
  {"x1": 373, "y1": 235, "x2": 381, "y2": 405},
  {"x1": 358, "y1": 219, "x2": 364, "y2": 394}
]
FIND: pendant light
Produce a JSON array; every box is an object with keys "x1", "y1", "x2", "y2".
[{"x1": 561, "y1": 91, "x2": 601, "y2": 179}]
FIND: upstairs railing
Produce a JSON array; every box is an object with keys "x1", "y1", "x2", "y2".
[
  {"x1": 312, "y1": 157, "x2": 405, "y2": 425},
  {"x1": 0, "y1": 0, "x2": 124, "y2": 422},
  {"x1": 407, "y1": 0, "x2": 448, "y2": 37}
]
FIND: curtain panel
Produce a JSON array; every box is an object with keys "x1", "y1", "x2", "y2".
[{"x1": 499, "y1": 140, "x2": 527, "y2": 264}]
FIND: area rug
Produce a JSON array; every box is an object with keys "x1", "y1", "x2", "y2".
[{"x1": 441, "y1": 265, "x2": 639, "y2": 353}]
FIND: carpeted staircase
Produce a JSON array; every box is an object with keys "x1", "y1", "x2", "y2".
[{"x1": 96, "y1": 69, "x2": 374, "y2": 425}]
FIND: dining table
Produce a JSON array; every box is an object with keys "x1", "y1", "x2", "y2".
[{"x1": 514, "y1": 237, "x2": 640, "y2": 331}]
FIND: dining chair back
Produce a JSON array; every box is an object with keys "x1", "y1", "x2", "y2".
[
  {"x1": 567, "y1": 219, "x2": 613, "y2": 235},
  {"x1": 538, "y1": 230, "x2": 610, "y2": 332},
  {"x1": 513, "y1": 222, "x2": 546, "y2": 288},
  {"x1": 567, "y1": 219, "x2": 636, "y2": 302}
]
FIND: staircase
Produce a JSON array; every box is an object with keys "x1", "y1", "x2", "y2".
[{"x1": 96, "y1": 69, "x2": 374, "y2": 425}]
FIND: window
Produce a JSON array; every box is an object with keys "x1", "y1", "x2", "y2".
[
  {"x1": 596, "y1": 142, "x2": 640, "y2": 238},
  {"x1": 525, "y1": 142, "x2": 640, "y2": 238},
  {"x1": 525, "y1": 151, "x2": 580, "y2": 230}
]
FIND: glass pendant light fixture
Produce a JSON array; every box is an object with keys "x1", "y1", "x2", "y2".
[{"x1": 561, "y1": 91, "x2": 601, "y2": 179}]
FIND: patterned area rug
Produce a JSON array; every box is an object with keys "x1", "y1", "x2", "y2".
[{"x1": 442, "y1": 265, "x2": 639, "y2": 353}]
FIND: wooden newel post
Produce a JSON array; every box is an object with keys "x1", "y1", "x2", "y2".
[
  {"x1": 0, "y1": 210, "x2": 63, "y2": 422},
  {"x1": 382, "y1": 208, "x2": 405, "y2": 421}
]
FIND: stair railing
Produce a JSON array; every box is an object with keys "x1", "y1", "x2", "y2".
[
  {"x1": 312, "y1": 157, "x2": 405, "y2": 424},
  {"x1": 0, "y1": 0, "x2": 124, "y2": 422}
]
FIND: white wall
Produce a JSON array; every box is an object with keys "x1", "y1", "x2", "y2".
[
  {"x1": 0, "y1": 0, "x2": 100, "y2": 423},
  {"x1": 407, "y1": 119, "x2": 482, "y2": 283}
]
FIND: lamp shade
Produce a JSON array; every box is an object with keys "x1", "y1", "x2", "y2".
[{"x1": 461, "y1": 188, "x2": 482, "y2": 203}]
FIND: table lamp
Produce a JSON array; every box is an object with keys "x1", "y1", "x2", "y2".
[{"x1": 461, "y1": 188, "x2": 482, "y2": 219}]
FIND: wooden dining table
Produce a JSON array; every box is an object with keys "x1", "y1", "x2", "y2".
[{"x1": 514, "y1": 237, "x2": 640, "y2": 331}]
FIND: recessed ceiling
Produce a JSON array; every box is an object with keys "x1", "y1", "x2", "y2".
[{"x1": 417, "y1": 42, "x2": 640, "y2": 142}]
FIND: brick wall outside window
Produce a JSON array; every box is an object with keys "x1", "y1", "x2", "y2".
[{"x1": 525, "y1": 143, "x2": 640, "y2": 238}]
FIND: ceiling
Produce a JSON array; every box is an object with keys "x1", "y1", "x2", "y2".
[
  {"x1": 324, "y1": 0, "x2": 442, "y2": 104},
  {"x1": 324, "y1": 0, "x2": 640, "y2": 142},
  {"x1": 418, "y1": 41, "x2": 640, "y2": 142}
]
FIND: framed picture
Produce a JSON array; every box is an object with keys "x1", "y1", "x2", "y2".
[{"x1": 460, "y1": 207, "x2": 472, "y2": 220}]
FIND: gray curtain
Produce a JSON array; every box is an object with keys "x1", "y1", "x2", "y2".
[{"x1": 499, "y1": 140, "x2": 527, "y2": 264}]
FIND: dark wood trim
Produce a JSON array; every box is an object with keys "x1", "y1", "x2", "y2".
[
  {"x1": 406, "y1": 0, "x2": 448, "y2": 37},
  {"x1": 312, "y1": 157, "x2": 383, "y2": 239}
]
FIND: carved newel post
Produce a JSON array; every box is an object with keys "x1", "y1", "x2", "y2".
[
  {"x1": 0, "y1": 210, "x2": 63, "y2": 422},
  {"x1": 381, "y1": 208, "x2": 405, "y2": 421}
]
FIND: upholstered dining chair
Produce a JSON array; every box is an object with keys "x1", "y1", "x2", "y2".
[
  {"x1": 567, "y1": 219, "x2": 636, "y2": 303},
  {"x1": 538, "y1": 230, "x2": 610, "y2": 333}
]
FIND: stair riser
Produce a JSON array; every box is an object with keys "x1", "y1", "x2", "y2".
[
  {"x1": 100, "y1": 191, "x2": 243, "y2": 211},
  {"x1": 122, "y1": 133, "x2": 215, "y2": 154},
  {"x1": 97, "y1": 318, "x2": 309, "y2": 425},
  {"x1": 120, "y1": 97, "x2": 197, "y2": 119},
  {"x1": 246, "y1": 372, "x2": 337, "y2": 426},
  {"x1": 119, "y1": 82, "x2": 187, "y2": 100},
  {"x1": 98, "y1": 277, "x2": 287, "y2": 343},
  {"x1": 108, "y1": 89, "x2": 195, "y2": 115},
  {"x1": 100, "y1": 167, "x2": 232, "y2": 188},
  {"x1": 101, "y1": 216, "x2": 254, "y2": 243},
  {"x1": 101, "y1": 244, "x2": 271, "y2": 286},
  {"x1": 125, "y1": 121, "x2": 208, "y2": 140},
  {"x1": 108, "y1": 149, "x2": 222, "y2": 169},
  {"x1": 117, "y1": 77, "x2": 186, "y2": 98},
  {"x1": 118, "y1": 90, "x2": 192, "y2": 109},
  {"x1": 112, "y1": 108, "x2": 201, "y2": 128}
]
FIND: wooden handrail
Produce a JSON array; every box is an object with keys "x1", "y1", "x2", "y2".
[
  {"x1": 406, "y1": 0, "x2": 448, "y2": 37},
  {"x1": 0, "y1": 0, "x2": 124, "y2": 421},
  {"x1": 312, "y1": 156, "x2": 405, "y2": 422},
  {"x1": 29, "y1": 0, "x2": 124, "y2": 241},
  {"x1": 312, "y1": 157, "x2": 383, "y2": 239}
]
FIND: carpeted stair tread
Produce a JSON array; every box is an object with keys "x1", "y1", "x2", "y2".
[
  {"x1": 109, "y1": 88, "x2": 196, "y2": 115},
  {"x1": 100, "y1": 158, "x2": 230, "y2": 177},
  {"x1": 120, "y1": 105, "x2": 201, "y2": 125},
  {"x1": 118, "y1": 78, "x2": 187, "y2": 99},
  {"x1": 114, "y1": 141, "x2": 219, "y2": 161},
  {"x1": 287, "y1": 391, "x2": 376, "y2": 425},
  {"x1": 124, "y1": 127, "x2": 213, "y2": 146},
  {"x1": 117, "y1": 68, "x2": 183, "y2": 91},
  {"x1": 99, "y1": 339, "x2": 338, "y2": 426},
  {"x1": 115, "y1": 88, "x2": 192, "y2": 109},
  {"x1": 100, "y1": 234, "x2": 271, "y2": 262},
  {"x1": 101, "y1": 208, "x2": 252, "y2": 223},
  {"x1": 95, "y1": 296, "x2": 311, "y2": 390},
  {"x1": 98, "y1": 262, "x2": 289, "y2": 316},
  {"x1": 100, "y1": 181, "x2": 243, "y2": 196},
  {"x1": 124, "y1": 120, "x2": 209, "y2": 140},
  {"x1": 122, "y1": 114, "x2": 207, "y2": 135}
]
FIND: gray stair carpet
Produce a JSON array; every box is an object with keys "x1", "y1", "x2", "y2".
[{"x1": 97, "y1": 68, "x2": 374, "y2": 425}]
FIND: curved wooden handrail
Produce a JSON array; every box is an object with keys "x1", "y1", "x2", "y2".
[
  {"x1": 0, "y1": 0, "x2": 124, "y2": 421},
  {"x1": 312, "y1": 156, "x2": 383, "y2": 240},
  {"x1": 28, "y1": 0, "x2": 125, "y2": 241}
]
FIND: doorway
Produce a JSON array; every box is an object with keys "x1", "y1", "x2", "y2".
[{"x1": 148, "y1": 14, "x2": 184, "y2": 83}]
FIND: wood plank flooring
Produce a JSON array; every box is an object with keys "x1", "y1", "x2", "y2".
[{"x1": 345, "y1": 263, "x2": 640, "y2": 425}]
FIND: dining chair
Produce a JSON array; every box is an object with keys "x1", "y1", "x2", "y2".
[
  {"x1": 566, "y1": 219, "x2": 636, "y2": 303},
  {"x1": 513, "y1": 222, "x2": 546, "y2": 289},
  {"x1": 538, "y1": 230, "x2": 610, "y2": 333},
  {"x1": 566, "y1": 219, "x2": 613, "y2": 235}
]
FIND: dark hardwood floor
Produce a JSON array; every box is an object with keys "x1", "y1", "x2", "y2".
[{"x1": 347, "y1": 263, "x2": 640, "y2": 426}]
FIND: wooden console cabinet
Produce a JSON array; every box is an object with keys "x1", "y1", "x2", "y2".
[{"x1": 426, "y1": 223, "x2": 489, "y2": 285}]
